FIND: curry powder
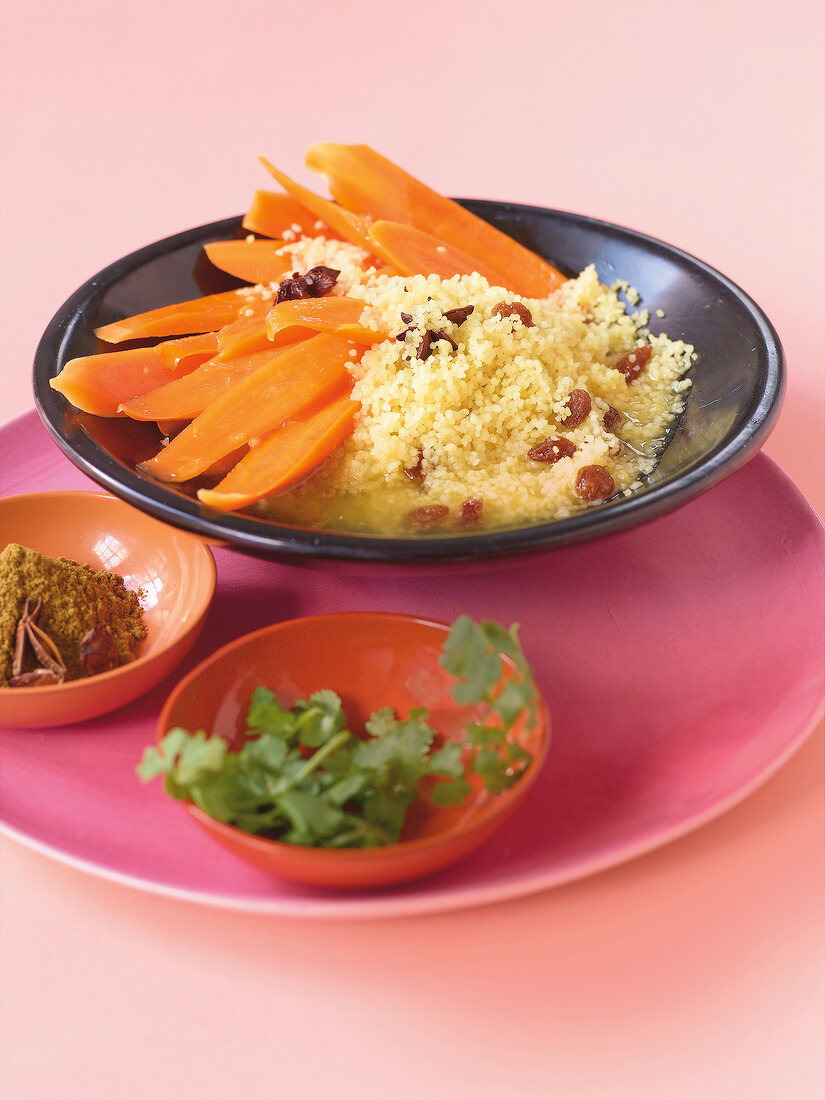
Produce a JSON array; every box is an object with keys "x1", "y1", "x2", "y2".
[{"x1": 0, "y1": 543, "x2": 146, "y2": 685}]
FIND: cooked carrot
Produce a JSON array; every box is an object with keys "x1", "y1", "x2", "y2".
[
  {"x1": 197, "y1": 391, "x2": 359, "y2": 512},
  {"x1": 217, "y1": 314, "x2": 313, "y2": 359},
  {"x1": 141, "y1": 334, "x2": 357, "y2": 483},
  {"x1": 155, "y1": 332, "x2": 219, "y2": 372},
  {"x1": 305, "y1": 143, "x2": 567, "y2": 297},
  {"x1": 367, "y1": 221, "x2": 510, "y2": 286},
  {"x1": 203, "y1": 240, "x2": 293, "y2": 285},
  {"x1": 157, "y1": 419, "x2": 189, "y2": 438},
  {"x1": 265, "y1": 297, "x2": 393, "y2": 344},
  {"x1": 94, "y1": 288, "x2": 272, "y2": 344},
  {"x1": 119, "y1": 346, "x2": 294, "y2": 422},
  {"x1": 50, "y1": 345, "x2": 201, "y2": 418},
  {"x1": 242, "y1": 190, "x2": 342, "y2": 241},
  {"x1": 258, "y1": 157, "x2": 376, "y2": 254}
]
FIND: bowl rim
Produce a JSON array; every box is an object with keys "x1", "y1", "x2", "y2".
[
  {"x1": 0, "y1": 489, "x2": 217, "y2": 700},
  {"x1": 32, "y1": 201, "x2": 785, "y2": 563},
  {"x1": 157, "y1": 610, "x2": 551, "y2": 859}
]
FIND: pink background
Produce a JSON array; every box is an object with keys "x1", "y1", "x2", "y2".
[{"x1": 1, "y1": 2, "x2": 823, "y2": 1098}]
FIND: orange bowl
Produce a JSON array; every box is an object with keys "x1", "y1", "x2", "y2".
[
  {"x1": 0, "y1": 491, "x2": 216, "y2": 728},
  {"x1": 158, "y1": 612, "x2": 550, "y2": 888}
]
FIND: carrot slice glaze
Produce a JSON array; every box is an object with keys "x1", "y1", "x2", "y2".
[
  {"x1": 119, "y1": 344, "x2": 303, "y2": 422},
  {"x1": 197, "y1": 390, "x2": 359, "y2": 512},
  {"x1": 305, "y1": 142, "x2": 567, "y2": 297},
  {"x1": 141, "y1": 333, "x2": 358, "y2": 483},
  {"x1": 94, "y1": 288, "x2": 273, "y2": 344},
  {"x1": 367, "y1": 221, "x2": 510, "y2": 286},
  {"x1": 258, "y1": 157, "x2": 376, "y2": 254},
  {"x1": 265, "y1": 297, "x2": 393, "y2": 345},
  {"x1": 242, "y1": 190, "x2": 343, "y2": 241},
  {"x1": 50, "y1": 342, "x2": 210, "y2": 418},
  {"x1": 203, "y1": 240, "x2": 293, "y2": 285}
]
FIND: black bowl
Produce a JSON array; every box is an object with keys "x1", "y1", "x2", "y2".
[{"x1": 33, "y1": 201, "x2": 783, "y2": 565}]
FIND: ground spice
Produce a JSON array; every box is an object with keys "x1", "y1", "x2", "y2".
[{"x1": 0, "y1": 543, "x2": 146, "y2": 686}]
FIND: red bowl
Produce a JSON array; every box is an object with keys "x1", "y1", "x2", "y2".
[{"x1": 158, "y1": 612, "x2": 550, "y2": 888}]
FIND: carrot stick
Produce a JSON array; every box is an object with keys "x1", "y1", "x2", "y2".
[
  {"x1": 367, "y1": 221, "x2": 510, "y2": 286},
  {"x1": 203, "y1": 240, "x2": 293, "y2": 285},
  {"x1": 197, "y1": 391, "x2": 359, "y2": 512},
  {"x1": 140, "y1": 333, "x2": 358, "y2": 483},
  {"x1": 305, "y1": 143, "x2": 567, "y2": 297},
  {"x1": 119, "y1": 345, "x2": 295, "y2": 422},
  {"x1": 265, "y1": 297, "x2": 393, "y2": 345},
  {"x1": 242, "y1": 190, "x2": 342, "y2": 241},
  {"x1": 258, "y1": 157, "x2": 376, "y2": 254},
  {"x1": 155, "y1": 332, "x2": 219, "y2": 372},
  {"x1": 94, "y1": 288, "x2": 273, "y2": 344},
  {"x1": 50, "y1": 345, "x2": 202, "y2": 418},
  {"x1": 216, "y1": 314, "x2": 313, "y2": 359}
]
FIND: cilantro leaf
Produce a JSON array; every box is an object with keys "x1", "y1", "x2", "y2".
[{"x1": 137, "y1": 616, "x2": 540, "y2": 850}]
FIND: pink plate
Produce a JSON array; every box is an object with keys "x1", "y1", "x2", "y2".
[{"x1": 1, "y1": 411, "x2": 823, "y2": 919}]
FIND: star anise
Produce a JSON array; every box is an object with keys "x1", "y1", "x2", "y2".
[{"x1": 8, "y1": 600, "x2": 67, "y2": 687}]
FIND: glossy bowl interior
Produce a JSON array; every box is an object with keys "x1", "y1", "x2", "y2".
[
  {"x1": 33, "y1": 202, "x2": 784, "y2": 565},
  {"x1": 157, "y1": 612, "x2": 550, "y2": 888},
  {"x1": 0, "y1": 491, "x2": 216, "y2": 728}
]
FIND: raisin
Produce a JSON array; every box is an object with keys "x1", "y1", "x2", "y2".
[
  {"x1": 560, "y1": 389, "x2": 591, "y2": 428},
  {"x1": 527, "y1": 436, "x2": 577, "y2": 463},
  {"x1": 404, "y1": 452, "x2": 426, "y2": 483},
  {"x1": 275, "y1": 272, "x2": 312, "y2": 303},
  {"x1": 303, "y1": 266, "x2": 340, "y2": 297},
  {"x1": 276, "y1": 267, "x2": 339, "y2": 303},
  {"x1": 575, "y1": 465, "x2": 616, "y2": 501},
  {"x1": 615, "y1": 344, "x2": 652, "y2": 382},
  {"x1": 417, "y1": 331, "x2": 435, "y2": 360},
  {"x1": 458, "y1": 498, "x2": 483, "y2": 527},
  {"x1": 603, "y1": 404, "x2": 623, "y2": 432},
  {"x1": 417, "y1": 329, "x2": 457, "y2": 359},
  {"x1": 443, "y1": 305, "x2": 474, "y2": 326},
  {"x1": 491, "y1": 301, "x2": 535, "y2": 328},
  {"x1": 400, "y1": 311, "x2": 413, "y2": 324},
  {"x1": 407, "y1": 505, "x2": 450, "y2": 528}
]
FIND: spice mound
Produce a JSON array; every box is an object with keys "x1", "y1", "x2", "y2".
[{"x1": 0, "y1": 543, "x2": 146, "y2": 687}]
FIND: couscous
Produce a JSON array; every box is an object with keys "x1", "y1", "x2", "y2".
[{"x1": 255, "y1": 237, "x2": 695, "y2": 534}]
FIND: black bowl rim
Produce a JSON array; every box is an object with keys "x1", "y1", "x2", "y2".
[{"x1": 33, "y1": 200, "x2": 785, "y2": 563}]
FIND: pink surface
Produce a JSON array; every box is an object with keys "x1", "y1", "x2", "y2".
[
  {"x1": 1, "y1": 413, "x2": 823, "y2": 916},
  {"x1": 1, "y1": 409, "x2": 825, "y2": 915},
  {"x1": 1, "y1": 2, "x2": 823, "y2": 1098}
]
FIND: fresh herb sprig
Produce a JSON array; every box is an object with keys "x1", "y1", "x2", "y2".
[{"x1": 137, "y1": 616, "x2": 539, "y2": 849}]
